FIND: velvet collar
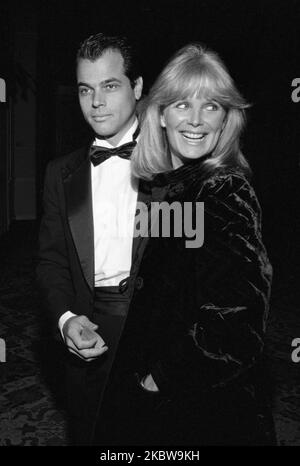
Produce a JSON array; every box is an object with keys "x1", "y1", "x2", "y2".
[{"x1": 151, "y1": 156, "x2": 209, "y2": 187}]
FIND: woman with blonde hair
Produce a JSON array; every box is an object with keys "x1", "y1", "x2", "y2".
[
  {"x1": 96, "y1": 43, "x2": 275, "y2": 446},
  {"x1": 132, "y1": 43, "x2": 250, "y2": 179}
]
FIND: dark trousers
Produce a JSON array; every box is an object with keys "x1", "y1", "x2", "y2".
[
  {"x1": 65, "y1": 287, "x2": 182, "y2": 446},
  {"x1": 65, "y1": 286, "x2": 130, "y2": 445}
]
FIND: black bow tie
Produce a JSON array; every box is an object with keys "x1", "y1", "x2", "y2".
[
  {"x1": 89, "y1": 126, "x2": 140, "y2": 167},
  {"x1": 89, "y1": 140, "x2": 137, "y2": 167}
]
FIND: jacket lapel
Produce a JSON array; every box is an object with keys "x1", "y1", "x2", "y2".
[
  {"x1": 62, "y1": 146, "x2": 168, "y2": 291},
  {"x1": 131, "y1": 181, "x2": 168, "y2": 271},
  {"x1": 131, "y1": 182, "x2": 150, "y2": 265},
  {"x1": 63, "y1": 148, "x2": 94, "y2": 292}
]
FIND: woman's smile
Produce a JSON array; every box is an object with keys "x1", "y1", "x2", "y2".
[{"x1": 181, "y1": 131, "x2": 208, "y2": 142}]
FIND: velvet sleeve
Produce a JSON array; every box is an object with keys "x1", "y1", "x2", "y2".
[{"x1": 150, "y1": 173, "x2": 273, "y2": 395}]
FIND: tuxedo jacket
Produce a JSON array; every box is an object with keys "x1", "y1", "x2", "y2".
[{"x1": 37, "y1": 144, "x2": 152, "y2": 330}]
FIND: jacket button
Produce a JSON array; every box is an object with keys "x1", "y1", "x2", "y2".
[
  {"x1": 119, "y1": 277, "x2": 129, "y2": 293},
  {"x1": 135, "y1": 276, "x2": 144, "y2": 290}
]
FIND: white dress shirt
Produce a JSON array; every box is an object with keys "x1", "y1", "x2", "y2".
[{"x1": 59, "y1": 120, "x2": 139, "y2": 332}]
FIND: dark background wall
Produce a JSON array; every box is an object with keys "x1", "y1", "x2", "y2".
[{"x1": 1, "y1": 0, "x2": 300, "y2": 268}]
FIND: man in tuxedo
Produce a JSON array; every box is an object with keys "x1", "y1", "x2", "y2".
[{"x1": 37, "y1": 33, "x2": 159, "y2": 445}]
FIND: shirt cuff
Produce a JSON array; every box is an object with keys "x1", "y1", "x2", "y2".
[{"x1": 58, "y1": 311, "x2": 77, "y2": 341}]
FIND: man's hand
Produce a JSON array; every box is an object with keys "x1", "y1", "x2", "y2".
[{"x1": 62, "y1": 315, "x2": 108, "y2": 362}]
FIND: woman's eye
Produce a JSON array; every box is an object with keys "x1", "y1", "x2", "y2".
[
  {"x1": 175, "y1": 102, "x2": 189, "y2": 109},
  {"x1": 205, "y1": 102, "x2": 219, "y2": 111}
]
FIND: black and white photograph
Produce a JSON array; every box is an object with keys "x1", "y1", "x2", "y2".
[{"x1": 0, "y1": 0, "x2": 299, "y2": 451}]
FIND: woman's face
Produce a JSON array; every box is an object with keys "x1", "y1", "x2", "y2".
[{"x1": 161, "y1": 95, "x2": 227, "y2": 168}]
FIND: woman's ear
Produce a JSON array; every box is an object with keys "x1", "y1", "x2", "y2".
[{"x1": 160, "y1": 113, "x2": 166, "y2": 128}]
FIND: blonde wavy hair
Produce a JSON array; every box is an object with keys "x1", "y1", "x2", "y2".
[{"x1": 131, "y1": 43, "x2": 250, "y2": 180}]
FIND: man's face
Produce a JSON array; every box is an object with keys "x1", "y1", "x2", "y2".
[{"x1": 77, "y1": 50, "x2": 143, "y2": 146}]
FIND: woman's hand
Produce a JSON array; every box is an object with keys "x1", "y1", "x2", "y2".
[{"x1": 141, "y1": 374, "x2": 159, "y2": 392}]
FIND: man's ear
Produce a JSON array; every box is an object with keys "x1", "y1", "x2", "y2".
[
  {"x1": 160, "y1": 113, "x2": 166, "y2": 128},
  {"x1": 134, "y1": 77, "x2": 143, "y2": 100}
]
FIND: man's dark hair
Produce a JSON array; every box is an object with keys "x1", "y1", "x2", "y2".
[{"x1": 77, "y1": 33, "x2": 141, "y2": 87}]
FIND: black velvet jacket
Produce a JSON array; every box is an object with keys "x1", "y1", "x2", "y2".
[{"x1": 117, "y1": 159, "x2": 273, "y2": 405}]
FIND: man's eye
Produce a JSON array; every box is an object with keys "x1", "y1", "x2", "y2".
[
  {"x1": 79, "y1": 88, "x2": 91, "y2": 96},
  {"x1": 105, "y1": 84, "x2": 119, "y2": 90}
]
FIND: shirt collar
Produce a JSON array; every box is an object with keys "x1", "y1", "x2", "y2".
[{"x1": 93, "y1": 118, "x2": 139, "y2": 148}]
